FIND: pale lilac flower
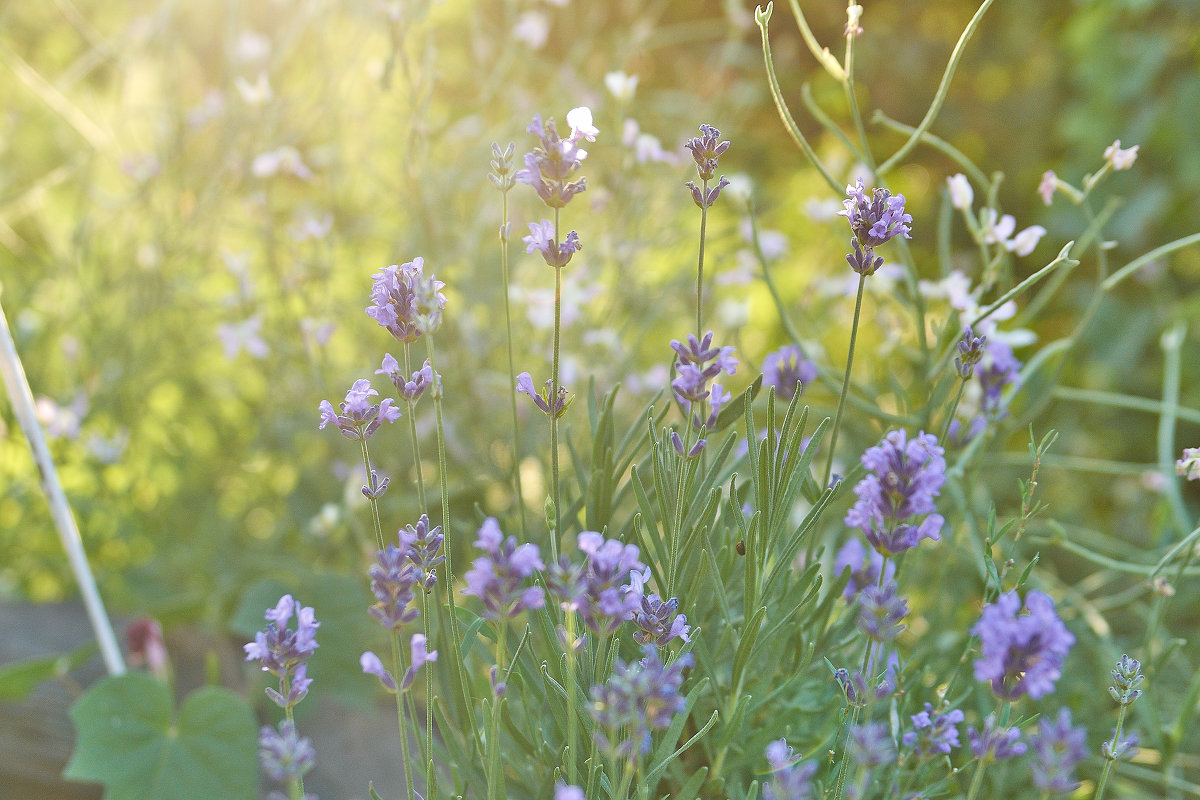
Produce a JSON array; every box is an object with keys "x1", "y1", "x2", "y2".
[
  {"x1": 1109, "y1": 653, "x2": 1144, "y2": 706},
  {"x1": 628, "y1": 570, "x2": 690, "y2": 647},
  {"x1": 251, "y1": 146, "x2": 310, "y2": 179},
  {"x1": 360, "y1": 651, "x2": 397, "y2": 692},
  {"x1": 968, "y1": 715, "x2": 1027, "y2": 761},
  {"x1": 1030, "y1": 708, "x2": 1087, "y2": 794},
  {"x1": 670, "y1": 332, "x2": 737, "y2": 434},
  {"x1": 763, "y1": 739, "x2": 816, "y2": 800},
  {"x1": 979, "y1": 340, "x2": 1022, "y2": 419},
  {"x1": 377, "y1": 354, "x2": 438, "y2": 404},
  {"x1": 556, "y1": 785, "x2": 586, "y2": 800},
  {"x1": 840, "y1": 178, "x2": 913, "y2": 250},
  {"x1": 684, "y1": 124, "x2": 730, "y2": 181},
  {"x1": 259, "y1": 720, "x2": 316, "y2": 783},
  {"x1": 1038, "y1": 170, "x2": 1058, "y2": 205},
  {"x1": 955, "y1": 326, "x2": 987, "y2": 379},
  {"x1": 366, "y1": 258, "x2": 446, "y2": 343},
  {"x1": 1006, "y1": 225, "x2": 1047, "y2": 257},
  {"x1": 401, "y1": 513, "x2": 445, "y2": 592},
  {"x1": 1176, "y1": 447, "x2": 1200, "y2": 481},
  {"x1": 368, "y1": 542, "x2": 420, "y2": 630},
  {"x1": 849, "y1": 722, "x2": 894, "y2": 768},
  {"x1": 574, "y1": 531, "x2": 645, "y2": 635},
  {"x1": 834, "y1": 538, "x2": 894, "y2": 600},
  {"x1": 973, "y1": 589, "x2": 1074, "y2": 700},
  {"x1": 1102, "y1": 730, "x2": 1139, "y2": 761},
  {"x1": 980, "y1": 208, "x2": 1016, "y2": 245},
  {"x1": 462, "y1": 518, "x2": 545, "y2": 620},
  {"x1": 400, "y1": 633, "x2": 437, "y2": 690},
  {"x1": 1104, "y1": 139, "x2": 1139, "y2": 171},
  {"x1": 217, "y1": 316, "x2": 269, "y2": 359},
  {"x1": 516, "y1": 371, "x2": 571, "y2": 418},
  {"x1": 762, "y1": 344, "x2": 817, "y2": 401},
  {"x1": 845, "y1": 430, "x2": 946, "y2": 557},
  {"x1": 515, "y1": 113, "x2": 591, "y2": 208},
  {"x1": 685, "y1": 176, "x2": 730, "y2": 209},
  {"x1": 857, "y1": 579, "x2": 908, "y2": 642},
  {"x1": 523, "y1": 220, "x2": 582, "y2": 268},
  {"x1": 566, "y1": 107, "x2": 599, "y2": 142},
  {"x1": 903, "y1": 703, "x2": 965, "y2": 758},
  {"x1": 512, "y1": 11, "x2": 549, "y2": 49},
  {"x1": 244, "y1": 595, "x2": 319, "y2": 708},
  {"x1": 318, "y1": 379, "x2": 401, "y2": 441},
  {"x1": 604, "y1": 71, "x2": 639, "y2": 103},
  {"x1": 947, "y1": 173, "x2": 973, "y2": 210},
  {"x1": 591, "y1": 647, "x2": 692, "y2": 759}
]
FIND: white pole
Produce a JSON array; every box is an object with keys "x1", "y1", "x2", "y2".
[{"x1": 0, "y1": 291, "x2": 125, "y2": 675}]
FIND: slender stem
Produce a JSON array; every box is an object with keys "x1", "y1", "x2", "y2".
[
  {"x1": 1094, "y1": 704, "x2": 1129, "y2": 800},
  {"x1": 499, "y1": 188, "x2": 527, "y2": 537},
  {"x1": 965, "y1": 757, "x2": 989, "y2": 800},
  {"x1": 487, "y1": 621, "x2": 508, "y2": 800},
  {"x1": 565, "y1": 608, "x2": 579, "y2": 786},
  {"x1": 842, "y1": 25, "x2": 876, "y2": 175},
  {"x1": 696, "y1": 178, "x2": 709, "y2": 336},
  {"x1": 785, "y1": 0, "x2": 845, "y2": 80},
  {"x1": 940, "y1": 379, "x2": 967, "y2": 442},
  {"x1": 824, "y1": 272, "x2": 868, "y2": 487},
  {"x1": 359, "y1": 440, "x2": 386, "y2": 551},
  {"x1": 391, "y1": 631, "x2": 417, "y2": 800},
  {"x1": 402, "y1": 345, "x2": 428, "y2": 512},
  {"x1": 550, "y1": 207, "x2": 563, "y2": 559},
  {"x1": 419, "y1": 589, "x2": 434, "y2": 792},
  {"x1": 667, "y1": 427, "x2": 691, "y2": 598},
  {"x1": 283, "y1": 703, "x2": 307, "y2": 800}
]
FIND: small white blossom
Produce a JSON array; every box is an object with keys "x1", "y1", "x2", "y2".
[
  {"x1": 980, "y1": 209, "x2": 1016, "y2": 245},
  {"x1": 1104, "y1": 140, "x2": 1139, "y2": 171},
  {"x1": 234, "y1": 72, "x2": 273, "y2": 106},
  {"x1": 566, "y1": 107, "x2": 599, "y2": 142},
  {"x1": 604, "y1": 71, "x2": 639, "y2": 103},
  {"x1": 947, "y1": 173, "x2": 973, "y2": 210},
  {"x1": 1006, "y1": 225, "x2": 1047, "y2": 257}
]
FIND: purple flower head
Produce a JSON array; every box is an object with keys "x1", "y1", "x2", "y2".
[
  {"x1": 947, "y1": 415, "x2": 987, "y2": 448},
  {"x1": 571, "y1": 532, "x2": 645, "y2": 635},
  {"x1": 968, "y1": 715, "x2": 1027, "y2": 762},
  {"x1": 515, "y1": 112, "x2": 591, "y2": 208},
  {"x1": 762, "y1": 345, "x2": 818, "y2": 401},
  {"x1": 400, "y1": 513, "x2": 445, "y2": 592},
  {"x1": 763, "y1": 739, "x2": 816, "y2": 800},
  {"x1": 360, "y1": 650, "x2": 397, "y2": 693},
  {"x1": 523, "y1": 220, "x2": 582, "y2": 268},
  {"x1": 844, "y1": 430, "x2": 946, "y2": 557},
  {"x1": 378, "y1": 355, "x2": 438, "y2": 404},
  {"x1": 840, "y1": 178, "x2": 913, "y2": 249},
  {"x1": 368, "y1": 544, "x2": 421, "y2": 631},
  {"x1": 318, "y1": 379, "x2": 402, "y2": 441},
  {"x1": 972, "y1": 589, "x2": 1074, "y2": 700},
  {"x1": 1030, "y1": 708, "x2": 1087, "y2": 794},
  {"x1": 955, "y1": 326, "x2": 987, "y2": 379},
  {"x1": 555, "y1": 786, "x2": 586, "y2": 800},
  {"x1": 846, "y1": 236, "x2": 884, "y2": 276},
  {"x1": 627, "y1": 571, "x2": 690, "y2": 647},
  {"x1": 833, "y1": 537, "x2": 895, "y2": 600},
  {"x1": 244, "y1": 595, "x2": 320, "y2": 687},
  {"x1": 669, "y1": 332, "x2": 737, "y2": 432},
  {"x1": 685, "y1": 176, "x2": 730, "y2": 209},
  {"x1": 591, "y1": 646, "x2": 692, "y2": 759},
  {"x1": 258, "y1": 719, "x2": 316, "y2": 784},
  {"x1": 365, "y1": 258, "x2": 446, "y2": 343},
  {"x1": 857, "y1": 579, "x2": 908, "y2": 642},
  {"x1": 670, "y1": 430, "x2": 707, "y2": 459},
  {"x1": 400, "y1": 633, "x2": 438, "y2": 691},
  {"x1": 1102, "y1": 730, "x2": 1139, "y2": 762},
  {"x1": 361, "y1": 468, "x2": 390, "y2": 500},
  {"x1": 684, "y1": 124, "x2": 730, "y2": 182},
  {"x1": 1109, "y1": 653, "x2": 1144, "y2": 706},
  {"x1": 835, "y1": 649, "x2": 898, "y2": 707},
  {"x1": 462, "y1": 518, "x2": 545, "y2": 620},
  {"x1": 516, "y1": 371, "x2": 572, "y2": 419},
  {"x1": 902, "y1": 702, "x2": 965, "y2": 758},
  {"x1": 978, "y1": 340, "x2": 1021, "y2": 419},
  {"x1": 850, "y1": 722, "x2": 895, "y2": 769}
]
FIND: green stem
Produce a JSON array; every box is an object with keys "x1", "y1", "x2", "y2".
[
  {"x1": 359, "y1": 440, "x2": 386, "y2": 551},
  {"x1": 499, "y1": 186, "x2": 527, "y2": 537},
  {"x1": 550, "y1": 208, "x2": 563, "y2": 560},
  {"x1": 566, "y1": 608, "x2": 579, "y2": 785},
  {"x1": 696, "y1": 178, "x2": 709, "y2": 336},
  {"x1": 667, "y1": 428, "x2": 691, "y2": 599},
  {"x1": 842, "y1": 25, "x2": 876, "y2": 175},
  {"x1": 487, "y1": 621, "x2": 508, "y2": 800},
  {"x1": 391, "y1": 630, "x2": 417, "y2": 800},
  {"x1": 941, "y1": 379, "x2": 967, "y2": 442},
  {"x1": 283, "y1": 703, "x2": 307, "y2": 800},
  {"x1": 824, "y1": 272, "x2": 867, "y2": 488},
  {"x1": 401, "y1": 345, "x2": 428, "y2": 512},
  {"x1": 1094, "y1": 704, "x2": 1128, "y2": 800},
  {"x1": 965, "y1": 757, "x2": 988, "y2": 800}
]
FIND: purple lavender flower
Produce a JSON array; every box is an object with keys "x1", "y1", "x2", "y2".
[
  {"x1": 365, "y1": 258, "x2": 446, "y2": 343},
  {"x1": 968, "y1": 715, "x2": 1027, "y2": 762},
  {"x1": 1102, "y1": 730, "x2": 1139, "y2": 761},
  {"x1": 523, "y1": 220, "x2": 582, "y2": 268},
  {"x1": 669, "y1": 332, "x2": 737, "y2": 433},
  {"x1": 835, "y1": 649, "x2": 898, "y2": 707},
  {"x1": 955, "y1": 326, "x2": 987, "y2": 379},
  {"x1": 462, "y1": 518, "x2": 545, "y2": 620},
  {"x1": 400, "y1": 513, "x2": 445, "y2": 592},
  {"x1": 762, "y1": 345, "x2": 818, "y2": 401},
  {"x1": 685, "y1": 177, "x2": 731, "y2": 209},
  {"x1": 834, "y1": 538, "x2": 895, "y2": 600},
  {"x1": 377, "y1": 354, "x2": 439, "y2": 404},
  {"x1": 555, "y1": 786, "x2": 585, "y2": 800},
  {"x1": 573, "y1": 532, "x2": 645, "y2": 635},
  {"x1": 946, "y1": 415, "x2": 987, "y2": 448},
  {"x1": 361, "y1": 469, "x2": 390, "y2": 500},
  {"x1": 360, "y1": 651, "x2": 397, "y2": 693},
  {"x1": 684, "y1": 124, "x2": 730, "y2": 182},
  {"x1": 1030, "y1": 708, "x2": 1087, "y2": 794},
  {"x1": 627, "y1": 569, "x2": 690, "y2": 647},
  {"x1": 368, "y1": 543, "x2": 420, "y2": 630},
  {"x1": 763, "y1": 739, "x2": 816, "y2": 800},
  {"x1": 259, "y1": 719, "x2": 316, "y2": 783},
  {"x1": 361, "y1": 636, "x2": 438, "y2": 695},
  {"x1": 902, "y1": 702, "x2": 965, "y2": 758},
  {"x1": 844, "y1": 430, "x2": 946, "y2": 557},
  {"x1": 318, "y1": 379, "x2": 402, "y2": 441},
  {"x1": 591, "y1": 647, "x2": 692, "y2": 759},
  {"x1": 839, "y1": 178, "x2": 912, "y2": 275},
  {"x1": 972, "y1": 589, "x2": 1074, "y2": 700},
  {"x1": 516, "y1": 371, "x2": 572, "y2": 419},
  {"x1": 515, "y1": 112, "x2": 592, "y2": 209},
  {"x1": 244, "y1": 597, "x2": 319, "y2": 709},
  {"x1": 1109, "y1": 653, "x2": 1144, "y2": 706},
  {"x1": 856, "y1": 579, "x2": 908, "y2": 642},
  {"x1": 849, "y1": 722, "x2": 895, "y2": 768},
  {"x1": 979, "y1": 340, "x2": 1021, "y2": 419}
]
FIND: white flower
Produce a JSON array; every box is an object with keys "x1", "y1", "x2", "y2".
[
  {"x1": 980, "y1": 209, "x2": 1015, "y2": 245},
  {"x1": 947, "y1": 174, "x2": 973, "y2": 210},
  {"x1": 217, "y1": 316, "x2": 269, "y2": 359},
  {"x1": 234, "y1": 31, "x2": 271, "y2": 64},
  {"x1": 1006, "y1": 225, "x2": 1047, "y2": 257},
  {"x1": 513, "y1": 11, "x2": 549, "y2": 49},
  {"x1": 1104, "y1": 140, "x2": 1139, "y2": 171},
  {"x1": 251, "y1": 146, "x2": 313, "y2": 180},
  {"x1": 1178, "y1": 447, "x2": 1200, "y2": 481},
  {"x1": 234, "y1": 72, "x2": 273, "y2": 106},
  {"x1": 566, "y1": 107, "x2": 599, "y2": 142},
  {"x1": 604, "y1": 71, "x2": 639, "y2": 104}
]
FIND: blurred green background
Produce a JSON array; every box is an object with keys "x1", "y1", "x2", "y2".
[{"x1": 1, "y1": 0, "x2": 1198, "y2": 662}]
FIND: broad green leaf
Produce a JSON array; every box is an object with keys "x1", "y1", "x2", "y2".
[
  {"x1": 0, "y1": 642, "x2": 94, "y2": 701},
  {"x1": 65, "y1": 672, "x2": 256, "y2": 800}
]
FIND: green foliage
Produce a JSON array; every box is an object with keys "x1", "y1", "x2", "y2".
[
  {"x1": 64, "y1": 672, "x2": 257, "y2": 800},
  {"x1": 0, "y1": 642, "x2": 94, "y2": 701}
]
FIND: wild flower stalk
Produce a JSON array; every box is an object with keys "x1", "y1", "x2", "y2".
[
  {"x1": 824, "y1": 179, "x2": 912, "y2": 487},
  {"x1": 964, "y1": 709, "x2": 1024, "y2": 800},
  {"x1": 1094, "y1": 654, "x2": 1145, "y2": 800},
  {"x1": 516, "y1": 107, "x2": 595, "y2": 558},
  {"x1": 490, "y1": 141, "x2": 527, "y2": 537},
  {"x1": 683, "y1": 124, "x2": 731, "y2": 335},
  {"x1": 1030, "y1": 708, "x2": 1088, "y2": 797},
  {"x1": 943, "y1": 325, "x2": 987, "y2": 440}
]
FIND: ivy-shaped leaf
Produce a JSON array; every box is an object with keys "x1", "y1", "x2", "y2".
[{"x1": 65, "y1": 672, "x2": 257, "y2": 800}]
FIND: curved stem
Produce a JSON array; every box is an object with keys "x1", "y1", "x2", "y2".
[
  {"x1": 842, "y1": 26, "x2": 876, "y2": 175},
  {"x1": 824, "y1": 272, "x2": 868, "y2": 487},
  {"x1": 359, "y1": 440, "x2": 386, "y2": 551}
]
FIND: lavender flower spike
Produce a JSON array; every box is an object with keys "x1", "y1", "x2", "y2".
[
  {"x1": 902, "y1": 702, "x2": 965, "y2": 758},
  {"x1": 514, "y1": 112, "x2": 591, "y2": 208},
  {"x1": 365, "y1": 257, "x2": 446, "y2": 343},
  {"x1": 972, "y1": 589, "x2": 1074, "y2": 700},
  {"x1": 318, "y1": 379, "x2": 402, "y2": 441},
  {"x1": 462, "y1": 518, "x2": 545, "y2": 620},
  {"x1": 628, "y1": 569, "x2": 690, "y2": 647},
  {"x1": 591, "y1": 646, "x2": 692, "y2": 759},
  {"x1": 844, "y1": 430, "x2": 946, "y2": 557},
  {"x1": 763, "y1": 739, "x2": 817, "y2": 800},
  {"x1": 575, "y1": 531, "x2": 645, "y2": 635},
  {"x1": 856, "y1": 579, "x2": 908, "y2": 642},
  {"x1": 684, "y1": 124, "x2": 730, "y2": 181},
  {"x1": 367, "y1": 543, "x2": 421, "y2": 630},
  {"x1": 524, "y1": 220, "x2": 582, "y2": 268},
  {"x1": 968, "y1": 715, "x2": 1027, "y2": 762},
  {"x1": 1030, "y1": 708, "x2": 1087, "y2": 794},
  {"x1": 839, "y1": 178, "x2": 912, "y2": 275},
  {"x1": 762, "y1": 344, "x2": 817, "y2": 401},
  {"x1": 516, "y1": 371, "x2": 572, "y2": 419},
  {"x1": 258, "y1": 719, "x2": 316, "y2": 784},
  {"x1": 244, "y1": 595, "x2": 320, "y2": 709}
]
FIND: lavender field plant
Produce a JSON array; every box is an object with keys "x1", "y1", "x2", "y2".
[{"x1": 2, "y1": 2, "x2": 1200, "y2": 800}]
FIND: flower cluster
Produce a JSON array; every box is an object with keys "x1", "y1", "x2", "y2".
[
  {"x1": 762, "y1": 739, "x2": 816, "y2": 800},
  {"x1": 515, "y1": 108, "x2": 596, "y2": 209},
  {"x1": 462, "y1": 517, "x2": 545, "y2": 620},
  {"x1": 845, "y1": 430, "x2": 946, "y2": 557},
  {"x1": 523, "y1": 220, "x2": 582, "y2": 269},
  {"x1": 1030, "y1": 708, "x2": 1087, "y2": 794},
  {"x1": 979, "y1": 207, "x2": 1046, "y2": 257},
  {"x1": 244, "y1": 594, "x2": 319, "y2": 709},
  {"x1": 516, "y1": 371, "x2": 572, "y2": 419},
  {"x1": 258, "y1": 720, "x2": 316, "y2": 793},
  {"x1": 683, "y1": 124, "x2": 731, "y2": 208},
  {"x1": 367, "y1": 541, "x2": 420, "y2": 631},
  {"x1": 1176, "y1": 446, "x2": 1200, "y2": 481},
  {"x1": 972, "y1": 589, "x2": 1074, "y2": 700},
  {"x1": 627, "y1": 569, "x2": 690, "y2": 647},
  {"x1": 856, "y1": 579, "x2": 908, "y2": 642},
  {"x1": 365, "y1": 257, "x2": 446, "y2": 342},
  {"x1": 669, "y1": 332, "x2": 737, "y2": 449},
  {"x1": 903, "y1": 702, "x2": 965, "y2": 758},
  {"x1": 839, "y1": 178, "x2": 912, "y2": 275},
  {"x1": 955, "y1": 326, "x2": 987, "y2": 379},
  {"x1": 318, "y1": 379, "x2": 401, "y2": 441},
  {"x1": 849, "y1": 722, "x2": 895, "y2": 769},
  {"x1": 761, "y1": 344, "x2": 817, "y2": 401},
  {"x1": 549, "y1": 531, "x2": 646, "y2": 636},
  {"x1": 591, "y1": 647, "x2": 692, "y2": 759},
  {"x1": 948, "y1": 338, "x2": 1023, "y2": 445},
  {"x1": 1109, "y1": 653, "x2": 1144, "y2": 705},
  {"x1": 360, "y1": 635, "x2": 437, "y2": 694},
  {"x1": 377, "y1": 354, "x2": 439, "y2": 404},
  {"x1": 834, "y1": 537, "x2": 895, "y2": 600},
  {"x1": 401, "y1": 513, "x2": 445, "y2": 592},
  {"x1": 968, "y1": 715, "x2": 1027, "y2": 762}
]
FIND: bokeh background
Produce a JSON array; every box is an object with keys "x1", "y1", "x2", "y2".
[{"x1": 1, "y1": 0, "x2": 1199, "y2": 794}]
